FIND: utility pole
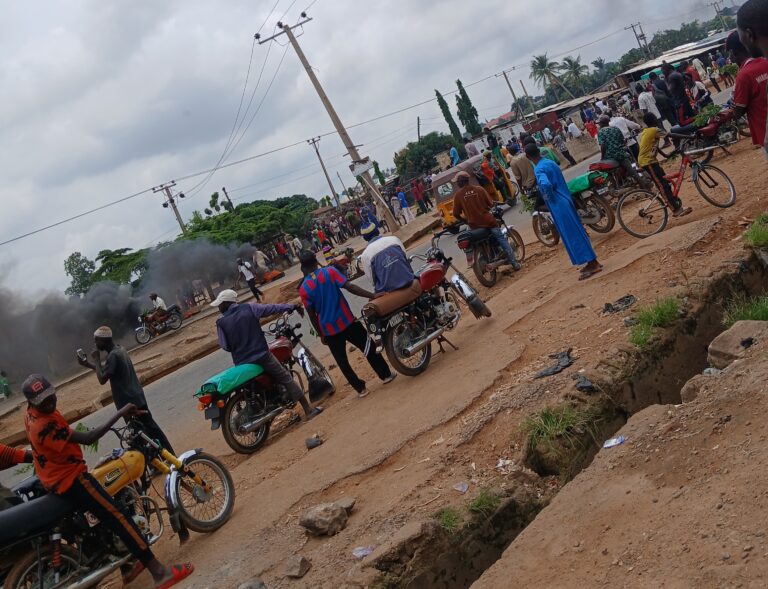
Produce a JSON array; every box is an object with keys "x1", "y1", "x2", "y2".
[
  {"x1": 519, "y1": 80, "x2": 536, "y2": 118},
  {"x1": 221, "y1": 186, "x2": 235, "y2": 210},
  {"x1": 307, "y1": 136, "x2": 340, "y2": 207},
  {"x1": 417, "y1": 116, "x2": 421, "y2": 141},
  {"x1": 336, "y1": 171, "x2": 353, "y2": 203},
  {"x1": 153, "y1": 181, "x2": 187, "y2": 235},
  {"x1": 257, "y1": 15, "x2": 398, "y2": 230},
  {"x1": 707, "y1": 1, "x2": 728, "y2": 31},
  {"x1": 637, "y1": 23, "x2": 652, "y2": 57},
  {"x1": 497, "y1": 69, "x2": 525, "y2": 121},
  {"x1": 625, "y1": 23, "x2": 651, "y2": 58}
]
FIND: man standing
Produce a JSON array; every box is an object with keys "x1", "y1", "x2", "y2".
[
  {"x1": 411, "y1": 179, "x2": 428, "y2": 214},
  {"x1": 78, "y1": 326, "x2": 175, "y2": 453},
  {"x1": 526, "y1": 144, "x2": 602, "y2": 280},
  {"x1": 567, "y1": 119, "x2": 583, "y2": 139},
  {"x1": 649, "y1": 72, "x2": 677, "y2": 125},
  {"x1": 691, "y1": 56, "x2": 708, "y2": 81},
  {"x1": 298, "y1": 252, "x2": 396, "y2": 398},
  {"x1": 726, "y1": 31, "x2": 768, "y2": 150},
  {"x1": 464, "y1": 137, "x2": 480, "y2": 158},
  {"x1": 237, "y1": 257, "x2": 264, "y2": 302},
  {"x1": 292, "y1": 235, "x2": 304, "y2": 256},
  {"x1": 636, "y1": 83, "x2": 662, "y2": 120},
  {"x1": 397, "y1": 187, "x2": 415, "y2": 223},
  {"x1": 253, "y1": 248, "x2": 270, "y2": 270},
  {"x1": 608, "y1": 111, "x2": 642, "y2": 159},
  {"x1": 449, "y1": 144, "x2": 460, "y2": 166},
  {"x1": 451, "y1": 171, "x2": 520, "y2": 271},
  {"x1": 552, "y1": 132, "x2": 577, "y2": 167},
  {"x1": 211, "y1": 290, "x2": 322, "y2": 419},
  {"x1": 508, "y1": 144, "x2": 537, "y2": 192}
]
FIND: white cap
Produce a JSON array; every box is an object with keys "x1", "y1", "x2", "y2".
[
  {"x1": 94, "y1": 325, "x2": 113, "y2": 338},
  {"x1": 210, "y1": 289, "x2": 238, "y2": 307}
]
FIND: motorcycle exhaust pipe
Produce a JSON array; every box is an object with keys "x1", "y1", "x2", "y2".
[
  {"x1": 402, "y1": 328, "x2": 446, "y2": 357},
  {"x1": 240, "y1": 407, "x2": 284, "y2": 433},
  {"x1": 683, "y1": 145, "x2": 720, "y2": 156},
  {"x1": 67, "y1": 555, "x2": 131, "y2": 589}
]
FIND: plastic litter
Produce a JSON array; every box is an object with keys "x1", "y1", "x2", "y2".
[
  {"x1": 352, "y1": 546, "x2": 375, "y2": 559},
  {"x1": 453, "y1": 482, "x2": 469, "y2": 494},
  {"x1": 305, "y1": 435, "x2": 323, "y2": 450},
  {"x1": 702, "y1": 367, "x2": 722, "y2": 376},
  {"x1": 602, "y1": 435, "x2": 625, "y2": 449},
  {"x1": 496, "y1": 459, "x2": 515, "y2": 474},
  {"x1": 602, "y1": 295, "x2": 637, "y2": 315},
  {"x1": 534, "y1": 349, "x2": 574, "y2": 379},
  {"x1": 572, "y1": 374, "x2": 597, "y2": 393}
]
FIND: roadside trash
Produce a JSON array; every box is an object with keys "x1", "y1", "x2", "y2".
[
  {"x1": 496, "y1": 459, "x2": 515, "y2": 474},
  {"x1": 534, "y1": 349, "x2": 574, "y2": 378},
  {"x1": 352, "y1": 546, "x2": 375, "y2": 559},
  {"x1": 572, "y1": 374, "x2": 597, "y2": 393},
  {"x1": 603, "y1": 436, "x2": 625, "y2": 449},
  {"x1": 431, "y1": 435, "x2": 445, "y2": 446},
  {"x1": 305, "y1": 435, "x2": 323, "y2": 450},
  {"x1": 702, "y1": 367, "x2": 722, "y2": 376},
  {"x1": 741, "y1": 337, "x2": 755, "y2": 349},
  {"x1": 453, "y1": 482, "x2": 469, "y2": 494},
  {"x1": 570, "y1": 304, "x2": 586, "y2": 310},
  {"x1": 602, "y1": 295, "x2": 637, "y2": 315},
  {"x1": 623, "y1": 317, "x2": 638, "y2": 327}
]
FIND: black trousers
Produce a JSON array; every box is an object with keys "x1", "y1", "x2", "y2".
[
  {"x1": 644, "y1": 163, "x2": 682, "y2": 211},
  {"x1": 135, "y1": 410, "x2": 175, "y2": 455},
  {"x1": 246, "y1": 278, "x2": 263, "y2": 301},
  {"x1": 60, "y1": 473, "x2": 153, "y2": 565},
  {"x1": 325, "y1": 321, "x2": 392, "y2": 393},
  {"x1": 561, "y1": 149, "x2": 577, "y2": 166}
]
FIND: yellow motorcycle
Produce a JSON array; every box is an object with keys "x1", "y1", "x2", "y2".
[{"x1": 0, "y1": 419, "x2": 235, "y2": 589}]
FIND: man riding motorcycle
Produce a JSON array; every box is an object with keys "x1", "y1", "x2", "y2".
[
  {"x1": 451, "y1": 171, "x2": 521, "y2": 271},
  {"x1": 146, "y1": 293, "x2": 169, "y2": 333},
  {"x1": 359, "y1": 222, "x2": 415, "y2": 294}
]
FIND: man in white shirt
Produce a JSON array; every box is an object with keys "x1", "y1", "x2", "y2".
[
  {"x1": 292, "y1": 236, "x2": 303, "y2": 256},
  {"x1": 253, "y1": 250, "x2": 270, "y2": 270},
  {"x1": 237, "y1": 258, "x2": 264, "y2": 301},
  {"x1": 609, "y1": 112, "x2": 642, "y2": 159},
  {"x1": 567, "y1": 119, "x2": 583, "y2": 139},
  {"x1": 147, "y1": 293, "x2": 170, "y2": 331},
  {"x1": 691, "y1": 57, "x2": 708, "y2": 81}
]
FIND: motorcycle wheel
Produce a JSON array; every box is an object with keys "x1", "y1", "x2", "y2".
[
  {"x1": 176, "y1": 452, "x2": 236, "y2": 533},
  {"x1": 3, "y1": 544, "x2": 80, "y2": 589},
  {"x1": 472, "y1": 248, "x2": 497, "y2": 287},
  {"x1": 582, "y1": 192, "x2": 616, "y2": 233},
  {"x1": 299, "y1": 348, "x2": 336, "y2": 402},
  {"x1": 383, "y1": 314, "x2": 432, "y2": 376},
  {"x1": 135, "y1": 327, "x2": 152, "y2": 345},
  {"x1": 507, "y1": 228, "x2": 526, "y2": 262},
  {"x1": 167, "y1": 312, "x2": 183, "y2": 330},
  {"x1": 532, "y1": 215, "x2": 560, "y2": 247},
  {"x1": 222, "y1": 389, "x2": 270, "y2": 454}
]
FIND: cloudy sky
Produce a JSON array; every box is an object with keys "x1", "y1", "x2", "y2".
[{"x1": 0, "y1": 0, "x2": 717, "y2": 294}]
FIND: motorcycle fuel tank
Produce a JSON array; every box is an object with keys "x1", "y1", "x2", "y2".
[
  {"x1": 418, "y1": 262, "x2": 447, "y2": 292},
  {"x1": 269, "y1": 336, "x2": 293, "y2": 363},
  {"x1": 91, "y1": 450, "x2": 146, "y2": 496}
]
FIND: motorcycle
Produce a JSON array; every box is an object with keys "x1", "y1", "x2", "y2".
[
  {"x1": 195, "y1": 313, "x2": 335, "y2": 454},
  {"x1": 588, "y1": 157, "x2": 651, "y2": 199},
  {"x1": 361, "y1": 228, "x2": 492, "y2": 377},
  {"x1": 135, "y1": 305, "x2": 183, "y2": 344},
  {"x1": 657, "y1": 109, "x2": 741, "y2": 164},
  {"x1": 456, "y1": 206, "x2": 526, "y2": 288},
  {"x1": 0, "y1": 419, "x2": 235, "y2": 589},
  {"x1": 531, "y1": 173, "x2": 616, "y2": 248}
]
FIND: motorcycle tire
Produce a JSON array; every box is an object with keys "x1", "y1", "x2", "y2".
[
  {"x1": 300, "y1": 348, "x2": 336, "y2": 401},
  {"x1": 222, "y1": 389, "x2": 271, "y2": 454},
  {"x1": 176, "y1": 452, "x2": 236, "y2": 534},
  {"x1": 167, "y1": 312, "x2": 183, "y2": 330},
  {"x1": 532, "y1": 215, "x2": 560, "y2": 247},
  {"x1": 507, "y1": 228, "x2": 526, "y2": 262},
  {"x1": 472, "y1": 248, "x2": 497, "y2": 287},
  {"x1": 467, "y1": 295, "x2": 492, "y2": 319},
  {"x1": 583, "y1": 193, "x2": 616, "y2": 233},
  {"x1": 3, "y1": 544, "x2": 80, "y2": 589},
  {"x1": 383, "y1": 316, "x2": 432, "y2": 377},
  {"x1": 135, "y1": 327, "x2": 152, "y2": 345}
]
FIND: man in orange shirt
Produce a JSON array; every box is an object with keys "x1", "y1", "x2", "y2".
[{"x1": 23, "y1": 374, "x2": 194, "y2": 588}]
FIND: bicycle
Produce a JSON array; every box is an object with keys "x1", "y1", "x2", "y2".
[{"x1": 615, "y1": 138, "x2": 736, "y2": 239}]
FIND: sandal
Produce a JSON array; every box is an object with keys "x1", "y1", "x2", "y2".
[
  {"x1": 155, "y1": 563, "x2": 194, "y2": 589},
  {"x1": 578, "y1": 266, "x2": 603, "y2": 281},
  {"x1": 122, "y1": 561, "x2": 145, "y2": 585}
]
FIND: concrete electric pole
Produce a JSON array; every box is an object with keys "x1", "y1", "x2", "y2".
[
  {"x1": 307, "y1": 136, "x2": 340, "y2": 208},
  {"x1": 519, "y1": 80, "x2": 536, "y2": 118},
  {"x1": 708, "y1": 1, "x2": 728, "y2": 31},
  {"x1": 336, "y1": 171, "x2": 353, "y2": 202},
  {"x1": 257, "y1": 15, "x2": 399, "y2": 230},
  {"x1": 625, "y1": 23, "x2": 651, "y2": 58},
  {"x1": 153, "y1": 181, "x2": 187, "y2": 235},
  {"x1": 221, "y1": 186, "x2": 235, "y2": 210},
  {"x1": 417, "y1": 116, "x2": 421, "y2": 141},
  {"x1": 497, "y1": 69, "x2": 525, "y2": 121}
]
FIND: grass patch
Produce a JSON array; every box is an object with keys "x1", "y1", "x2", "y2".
[
  {"x1": 723, "y1": 294, "x2": 768, "y2": 327},
  {"x1": 436, "y1": 507, "x2": 462, "y2": 534},
  {"x1": 468, "y1": 489, "x2": 501, "y2": 518},
  {"x1": 744, "y1": 213, "x2": 768, "y2": 248},
  {"x1": 628, "y1": 298, "x2": 680, "y2": 349},
  {"x1": 524, "y1": 404, "x2": 600, "y2": 453}
]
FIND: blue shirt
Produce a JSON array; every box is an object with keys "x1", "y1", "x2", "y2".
[
  {"x1": 397, "y1": 191, "x2": 408, "y2": 208},
  {"x1": 449, "y1": 146, "x2": 460, "y2": 166},
  {"x1": 299, "y1": 267, "x2": 355, "y2": 336},
  {"x1": 216, "y1": 302, "x2": 295, "y2": 365},
  {"x1": 361, "y1": 235, "x2": 415, "y2": 293}
]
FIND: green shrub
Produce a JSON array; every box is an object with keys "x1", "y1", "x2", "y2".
[
  {"x1": 744, "y1": 213, "x2": 768, "y2": 248},
  {"x1": 437, "y1": 507, "x2": 462, "y2": 534},
  {"x1": 468, "y1": 489, "x2": 501, "y2": 518},
  {"x1": 723, "y1": 294, "x2": 768, "y2": 327},
  {"x1": 628, "y1": 298, "x2": 680, "y2": 349}
]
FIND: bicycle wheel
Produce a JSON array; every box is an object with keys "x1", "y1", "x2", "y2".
[
  {"x1": 694, "y1": 164, "x2": 736, "y2": 208},
  {"x1": 617, "y1": 189, "x2": 669, "y2": 239}
]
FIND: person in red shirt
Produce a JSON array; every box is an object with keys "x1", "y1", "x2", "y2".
[
  {"x1": 584, "y1": 119, "x2": 598, "y2": 138},
  {"x1": 22, "y1": 374, "x2": 194, "y2": 588},
  {"x1": 726, "y1": 31, "x2": 768, "y2": 148},
  {"x1": 680, "y1": 60, "x2": 702, "y2": 83}
]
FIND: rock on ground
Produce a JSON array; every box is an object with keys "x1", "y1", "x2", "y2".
[
  {"x1": 237, "y1": 578, "x2": 268, "y2": 589},
  {"x1": 284, "y1": 555, "x2": 311, "y2": 578},
  {"x1": 707, "y1": 319, "x2": 768, "y2": 369},
  {"x1": 299, "y1": 503, "x2": 348, "y2": 536},
  {"x1": 333, "y1": 495, "x2": 356, "y2": 515}
]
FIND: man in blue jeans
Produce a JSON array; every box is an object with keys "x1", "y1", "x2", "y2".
[{"x1": 451, "y1": 172, "x2": 520, "y2": 271}]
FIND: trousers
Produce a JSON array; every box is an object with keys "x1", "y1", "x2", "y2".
[
  {"x1": 324, "y1": 321, "x2": 391, "y2": 393},
  {"x1": 490, "y1": 226, "x2": 518, "y2": 266},
  {"x1": 257, "y1": 352, "x2": 304, "y2": 403}
]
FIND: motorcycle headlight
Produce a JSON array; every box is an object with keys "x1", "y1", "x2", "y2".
[{"x1": 138, "y1": 315, "x2": 142, "y2": 322}]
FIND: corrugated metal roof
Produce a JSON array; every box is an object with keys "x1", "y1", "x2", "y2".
[{"x1": 619, "y1": 29, "x2": 732, "y2": 76}]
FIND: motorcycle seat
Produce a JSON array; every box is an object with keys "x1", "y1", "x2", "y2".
[
  {"x1": 363, "y1": 280, "x2": 423, "y2": 318},
  {"x1": 589, "y1": 159, "x2": 620, "y2": 171},
  {"x1": 460, "y1": 227, "x2": 492, "y2": 244},
  {"x1": 0, "y1": 493, "x2": 74, "y2": 545},
  {"x1": 667, "y1": 131, "x2": 697, "y2": 140},
  {"x1": 197, "y1": 363, "x2": 266, "y2": 396}
]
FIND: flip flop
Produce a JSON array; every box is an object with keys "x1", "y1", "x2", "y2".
[
  {"x1": 122, "y1": 561, "x2": 145, "y2": 585},
  {"x1": 578, "y1": 266, "x2": 603, "y2": 281},
  {"x1": 155, "y1": 563, "x2": 194, "y2": 589}
]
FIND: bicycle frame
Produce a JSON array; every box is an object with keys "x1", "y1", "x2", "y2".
[{"x1": 663, "y1": 143, "x2": 713, "y2": 198}]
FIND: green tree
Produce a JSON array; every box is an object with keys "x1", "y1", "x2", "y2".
[
  {"x1": 455, "y1": 79, "x2": 482, "y2": 136},
  {"x1": 435, "y1": 89, "x2": 462, "y2": 139},
  {"x1": 530, "y1": 54, "x2": 574, "y2": 100},
  {"x1": 561, "y1": 55, "x2": 589, "y2": 94},
  {"x1": 393, "y1": 131, "x2": 464, "y2": 178},
  {"x1": 63, "y1": 252, "x2": 95, "y2": 297},
  {"x1": 373, "y1": 160, "x2": 387, "y2": 186},
  {"x1": 91, "y1": 248, "x2": 149, "y2": 286}
]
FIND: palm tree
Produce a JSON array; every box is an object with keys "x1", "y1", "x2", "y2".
[
  {"x1": 530, "y1": 54, "x2": 575, "y2": 100},
  {"x1": 591, "y1": 57, "x2": 606, "y2": 72},
  {"x1": 561, "y1": 55, "x2": 589, "y2": 95}
]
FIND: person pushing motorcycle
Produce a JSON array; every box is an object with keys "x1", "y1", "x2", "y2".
[
  {"x1": 21, "y1": 374, "x2": 194, "y2": 588},
  {"x1": 451, "y1": 171, "x2": 521, "y2": 271}
]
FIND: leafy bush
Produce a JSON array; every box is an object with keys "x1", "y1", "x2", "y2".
[
  {"x1": 723, "y1": 294, "x2": 768, "y2": 327},
  {"x1": 744, "y1": 213, "x2": 768, "y2": 248}
]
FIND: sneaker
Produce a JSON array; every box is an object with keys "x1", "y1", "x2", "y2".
[
  {"x1": 382, "y1": 373, "x2": 397, "y2": 385},
  {"x1": 357, "y1": 389, "x2": 370, "y2": 398},
  {"x1": 673, "y1": 206, "x2": 692, "y2": 218}
]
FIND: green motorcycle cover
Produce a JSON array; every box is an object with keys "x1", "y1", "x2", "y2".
[
  {"x1": 566, "y1": 171, "x2": 607, "y2": 195},
  {"x1": 196, "y1": 363, "x2": 264, "y2": 396}
]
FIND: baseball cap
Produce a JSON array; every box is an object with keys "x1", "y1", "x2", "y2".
[
  {"x1": 210, "y1": 289, "x2": 238, "y2": 307},
  {"x1": 22, "y1": 374, "x2": 56, "y2": 406}
]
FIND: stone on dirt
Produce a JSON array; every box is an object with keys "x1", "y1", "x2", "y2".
[
  {"x1": 680, "y1": 374, "x2": 710, "y2": 403},
  {"x1": 333, "y1": 495, "x2": 357, "y2": 515},
  {"x1": 299, "y1": 503, "x2": 348, "y2": 536},
  {"x1": 707, "y1": 320, "x2": 768, "y2": 369},
  {"x1": 284, "y1": 555, "x2": 311, "y2": 578},
  {"x1": 365, "y1": 520, "x2": 440, "y2": 570},
  {"x1": 237, "y1": 578, "x2": 268, "y2": 589}
]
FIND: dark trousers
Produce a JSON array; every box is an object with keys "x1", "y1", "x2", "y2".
[
  {"x1": 423, "y1": 191, "x2": 434, "y2": 208},
  {"x1": 135, "y1": 410, "x2": 175, "y2": 455},
  {"x1": 247, "y1": 278, "x2": 263, "y2": 301},
  {"x1": 561, "y1": 149, "x2": 577, "y2": 166},
  {"x1": 709, "y1": 77, "x2": 722, "y2": 93},
  {"x1": 416, "y1": 199, "x2": 428, "y2": 214},
  {"x1": 325, "y1": 321, "x2": 391, "y2": 393},
  {"x1": 644, "y1": 163, "x2": 682, "y2": 210},
  {"x1": 61, "y1": 473, "x2": 153, "y2": 566}
]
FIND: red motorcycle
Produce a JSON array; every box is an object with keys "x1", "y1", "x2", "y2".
[
  {"x1": 194, "y1": 313, "x2": 334, "y2": 454},
  {"x1": 361, "y1": 229, "x2": 491, "y2": 376},
  {"x1": 657, "y1": 109, "x2": 740, "y2": 164}
]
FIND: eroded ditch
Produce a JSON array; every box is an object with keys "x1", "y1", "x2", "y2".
[{"x1": 370, "y1": 251, "x2": 768, "y2": 589}]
